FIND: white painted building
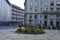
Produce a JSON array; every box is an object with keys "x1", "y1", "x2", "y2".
[
  {"x1": 11, "y1": 4, "x2": 24, "y2": 25},
  {"x1": 0, "y1": 0, "x2": 12, "y2": 21},
  {"x1": 25, "y1": 0, "x2": 60, "y2": 28},
  {"x1": 0, "y1": 0, "x2": 24, "y2": 26}
]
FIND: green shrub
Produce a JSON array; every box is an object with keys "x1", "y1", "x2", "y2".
[
  {"x1": 16, "y1": 27, "x2": 45, "y2": 34},
  {"x1": 24, "y1": 29, "x2": 28, "y2": 33},
  {"x1": 16, "y1": 28, "x2": 22, "y2": 32},
  {"x1": 34, "y1": 28, "x2": 44, "y2": 33}
]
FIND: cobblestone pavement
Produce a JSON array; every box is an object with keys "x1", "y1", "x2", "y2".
[{"x1": 0, "y1": 29, "x2": 60, "y2": 40}]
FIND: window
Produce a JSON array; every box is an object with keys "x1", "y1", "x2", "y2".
[
  {"x1": 35, "y1": 8, "x2": 37, "y2": 12},
  {"x1": 29, "y1": 15, "x2": 33, "y2": 24},
  {"x1": 45, "y1": 8, "x2": 48, "y2": 11},
  {"x1": 44, "y1": 15, "x2": 47, "y2": 19},
  {"x1": 50, "y1": 1, "x2": 54, "y2": 6},
  {"x1": 56, "y1": 21, "x2": 59, "y2": 27},
  {"x1": 34, "y1": 15, "x2": 37, "y2": 19},
  {"x1": 29, "y1": 15, "x2": 32, "y2": 18},
  {"x1": 50, "y1": 15, "x2": 54, "y2": 19},
  {"x1": 40, "y1": 21, "x2": 42, "y2": 24},
  {"x1": 29, "y1": 8, "x2": 32, "y2": 13},
  {"x1": 40, "y1": 15, "x2": 42, "y2": 18},
  {"x1": 44, "y1": 21, "x2": 47, "y2": 26},
  {"x1": 56, "y1": 8, "x2": 60, "y2": 11},
  {"x1": 41, "y1": 8, "x2": 42, "y2": 11},
  {"x1": 41, "y1": 1, "x2": 42, "y2": 5},
  {"x1": 50, "y1": 8, "x2": 54, "y2": 11},
  {"x1": 56, "y1": 15, "x2": 59, "y2": 17},
  {"x1": 50, "y1": 21, "x2": 53, "y2": 26},
  {"x1": 57, "y1": 2, "x2": 60, "y2": 6}
]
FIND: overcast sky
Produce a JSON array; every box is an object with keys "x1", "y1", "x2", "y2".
[{"x1": 9, "y1": 0, "x2": 25, "y2": 9}]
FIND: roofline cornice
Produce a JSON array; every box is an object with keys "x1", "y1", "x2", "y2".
[{"x1": 5, "y1": 0, "x2": 11, "y2": 5}]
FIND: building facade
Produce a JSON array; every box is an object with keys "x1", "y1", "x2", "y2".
[
  {"x1": 0, "y1": 0, "x2": 24, "y2": 26},
  {"x1": 11, "y1": 4, "x2": 24, "y2": 26},
  {"x1": 0, "y1": 0, "x2": 12, "y2": 21},
  {"x1": 0, "y1": 0, "x2": 12, "y2": 26},
  {"x1": 25, "y1": 0, "x2": 60, "y2": 28}
]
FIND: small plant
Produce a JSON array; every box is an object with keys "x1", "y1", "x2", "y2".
[
  {"x1": 16, "y1": 27, "x2": 45, "y2": 34},
  {"x1": 16, "y1": 28, "x2": 22, "y2": 32}
]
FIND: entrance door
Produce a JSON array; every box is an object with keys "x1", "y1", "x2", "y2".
[
  {"x1": 50, "y1": 21, "x2": 53, "y2": 26},
  {"x1": 56, "y1": 21, "x2": 59, "y2": 27},
  {"x1": 44, "y1": 21, "x2": 47, "y2": 27}
]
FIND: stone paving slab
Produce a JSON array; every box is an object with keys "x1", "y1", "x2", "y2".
[{"x1": 0, "y1": 29, "x2": 60, "y2": 40}]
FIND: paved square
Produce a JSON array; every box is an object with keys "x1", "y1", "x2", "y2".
[{"x1": 0, "y1": 28, "x2": 60, "y2": 40}]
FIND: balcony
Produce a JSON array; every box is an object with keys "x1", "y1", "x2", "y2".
[{"x1": 42, "y1": 11, "x2": 60, "y2": 14}]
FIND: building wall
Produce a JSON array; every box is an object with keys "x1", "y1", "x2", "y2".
[
  {"x1": 0, "y1": 0, "x2": 11, "y2": 21},
  {"x1": 11, "y1": 4, "x2": 24, "y2": 25},
  {"x1": 25, "y1": 0, "x2": 60, "y2": 27},
  {"x1": 25, "y1": 0, "x2": 60, "y2": 13},
  {"x1": 25, "y1": 13, "x2": 60, "y2": 27}
]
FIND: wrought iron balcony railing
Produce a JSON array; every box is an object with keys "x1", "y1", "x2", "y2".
[{"x1": 42, "y1": 11, "x2": 60, "y2": 14}]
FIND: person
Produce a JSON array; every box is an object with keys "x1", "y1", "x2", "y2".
[{"x1": 18, "y1": 24, "x2": 21, "y2": 28}]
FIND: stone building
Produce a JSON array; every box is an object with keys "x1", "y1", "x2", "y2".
[
  {"x1": 0, "y1": 0, "x2": 11, "y2": 21},
  {"x1": 0, "y1": 0, "x2": 24, "y2": 26},
  {"x1": 24, "y1": 0, "x2": 60, "y2": 28},
  {"x1": 11, "y1": 4, "x2": 24, "y2": 26},
  {"x1": 0, "y1": 0, "x2": 12, "y2": 26}
]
